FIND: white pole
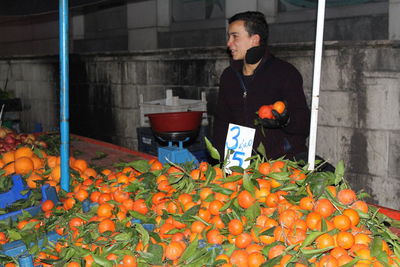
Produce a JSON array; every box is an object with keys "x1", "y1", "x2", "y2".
[{"x1": 308, "y1": 0, "x2": 326, "y2": 171}]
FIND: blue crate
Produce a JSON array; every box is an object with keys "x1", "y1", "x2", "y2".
[
  {"x1": 0, "y1": 175, "x2": 30, "y2": 209},
  {"x1": 0, "y1": 175, "x2": 59, "y2": 221},
  {"x1": 0, "y1": 230, "x2": 62, "y2": 258}
]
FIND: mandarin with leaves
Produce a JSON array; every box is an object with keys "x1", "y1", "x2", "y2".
[
  {"x1": 238, "y1": 190, "x2": 256, "y2": 209},
  {"x1": 314, "y1": 198, "x2": 335, "y2": 218},
  {"x1": 337, "y1": 189, "x2": 357, "y2": 205}
]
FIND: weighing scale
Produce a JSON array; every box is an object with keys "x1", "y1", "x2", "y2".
[{"x1": 146, "y1": 111, "x2": 204, "y2": 165}]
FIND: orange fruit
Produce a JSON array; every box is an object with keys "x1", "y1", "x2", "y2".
[
  {"x1": 228, "y1": 219, "x2": 244, "y2": 236},
  {"x1": 72, "y1": 159, "x2": 88, "y2": 173},
  {"x1": 330, "y1": 246, "x2": 348, "y2": 259},
  {"x1": 150, "y1": 160, "x2": 163, "y2": 171},
  {"x1": 230, "y1": 249, "x2": 249, "y2": 267},
  {"x1": 238, "y1": 190, "x2": 256, "y2": 209},
  {"x1": 343, "y1": 208, "x2": 360, "y2": 226},
  {"x1": 235, "y1": 232, "x2": 252, "y2": 249},
  {"x1": 337, "y1": 255, "x2": 354, "y2": 266},
  {"x1": 248, "y1": 252, "x2": 266, "y2": 267},
  {"x1": 26, "y1": 173, "x2": 43, "y2": 188},
  {"x1": 265, "y1": 192, "x2": 279, "y2": 208},
  {"x1": 336, "y1": 231, "x2": 355, "y2": 249},
  {"x1": 98, "y1": 219, "x2": 116, "y2": 233},
  {"x1": 258, "y1": 105, "x2": 274, "y2": 119},
  {"x1": 272, "y1": 101, "x2": 286, "y2": 114},
  {"x1": 258, "y1": 162, "x2": 271, "y2": 175},
  {"x1": 97, "y1": 203, "x2": 113, "y2": 218},
  {"x1": 209, "y1": 200, "x2": 224, "y2": 215},
  {"x1": 190, "y1": 169, "x2": 205, "y2": 180},
  {"x1": 306, "y1": 211, "x2": 322, "y2": 230},
  {"x1": 314, "y1": 198, "x2": 335, "y2": 218},
  {"x1": 319, "y1": 255, "x2": 339, "y2": 267},
  {"x1": 337, "y1": 189, "x2": 357, "y2": 205},
  {"x1": 74, "y1": 189, "x2": 89, "y2": 202},
  {"x1": 66, "y1": 262, "x2": 80, "y2": 267},
  {"x1": 199, "y1": 187, "x2": 213, "y2": 200},
  {"x1": 354, "y1": 233, "x2": 372, "y2": 246},
  {"x1": 2, "y1": 151, "x2": 15, "y2": 164},
  {"x1": 278, "y1": 209, "x2": 298, "y2": 229},
  {"x1": 315, "y1": 233, "x2": 335, "y2": 249},
  {"x1": 69, "y1": 217, "x2": 84, "y2": 231},
  {"x1": 299, "y1": 196, "x2": 314, "y2": 210},
  {"x1": 50, "y1": 165, "x2": 61, "y2": 182},
  {"x1": 191, "y1": 221, "x2": 206, "y2": 234},
  {"x1": 351, "y1": 200, "x2": 369, "y2": 213},
  {"x1": 14, "y1": 157, "x2": 34, "y2": 175},
  {"x1": 254, "y1": 187, "x2": 270, "y2": 202},
  {"x1": 268, "y1": 244, "x2": 286, "y2": 259},
  {"x1": 333, "y1": 214, "x2": 352, "y2": 231},
  {"x1": 15, "y1": 146, "x2": 34, "y2": 159},
  {"x1": 165, "y1": 241, "x2": 185, "y2": 260},
  {"x1": 0, "y1": 232, "x2": 8, "y2": 244},
  {"x1": 41, "y1": 200, "x2": 54, "y2": 212},
  {"x1": 206, "y1": 229, "x2": 224, "y2": 245},
  {"x1": 30, "y1": 155, "x2": 44, "y2": 170},
  {"x1": 287, "y1": 228, "x2": 306, "y2": 245},
  {"x1": 270, "y1": 161, "x2": 285, "y2": 173}
]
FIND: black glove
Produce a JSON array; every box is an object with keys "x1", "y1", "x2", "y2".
[{"x1": 260, "y1": 105, "x2": 290, "y2": 129}]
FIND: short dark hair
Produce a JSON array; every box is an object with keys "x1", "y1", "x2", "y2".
[{"x1": 228, "y1": 11, "x2": 269, "y2": 46}]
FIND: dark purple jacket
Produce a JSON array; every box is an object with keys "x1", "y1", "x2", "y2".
[{"x1": 212, "y1": 49, "x2": 311, "y2": 159}]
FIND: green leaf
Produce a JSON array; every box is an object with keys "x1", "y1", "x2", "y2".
[
  {"x1": 128, "y1": 160, "x2": 151, "y2": 173},
  {"x1": 181, "y1": 205, "x2": 201, "y2": 220},
  {"x1": 300, "y1": 246, "x2": 334, "y2": 255},
  {"x1": 334, "y1": 160, "x2": 345, "y2": 185},
  {"x1": 260, "y1": 227, "x2": 276, "y2": 236},
  {"x1": 179, "y1": 234, "x2": 199, "y2": 264},
  {"x1": 92, "y1": 255, "x2": 113, "y2": 267},
  {"x1": 267, "y1": 172, "x2": 290, "y2": 181},
  {"x1": 242, "y1": 172, "x2": 255, "y2": 194},
  {"x1": 135, "y1": 223, "x2": 150, "y2": 247},
  {"x1": 244, "y1": 203, "x2": 261, "y2": 222},
  {"x1": 229, "y1": 166, "x2": 244, "y2": 173},
  {"x1": 340, "y1": 258, "x2": 360, "y2": 267},
  {"x1": 260, "y1": 255, "x2": 282, "y2": 267},
  {"x1": 210, "y1": 185, "x2": 234, "y2": 195},
  {"x1": 112, "y1": 232, "x2": 131, "y2": 241},
  {"x1": 128, "y1": 211, "x2": 150, "y2": 223},
  {"x1": 256, "y1": 143, "x2": 267, "y2": 160},
  {"x1": 300, "y1": 231, "x2": 324, "y2": 249},
  {"x1": 145, "y1": 243, "x2": 164, "y2": 265},
  {"x1": 205, "y1": 137, "x2": 220, "y2": 161}
]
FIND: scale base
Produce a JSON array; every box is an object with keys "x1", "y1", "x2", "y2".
[{"x1": 158, "y1": 146, "x2": 198, "y2": 165}]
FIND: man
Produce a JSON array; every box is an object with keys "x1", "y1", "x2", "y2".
[{"x1": 212, "y1": 11, "x2": 311, "y2": 160}]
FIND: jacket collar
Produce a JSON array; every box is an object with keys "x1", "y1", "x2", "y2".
[{"x1": 230, "y1": 47, "x2": 273, "y2": 73}]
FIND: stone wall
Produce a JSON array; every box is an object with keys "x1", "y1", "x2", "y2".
[{"x1": 0, "y1": 41, "x2": 399, "y2": 209}]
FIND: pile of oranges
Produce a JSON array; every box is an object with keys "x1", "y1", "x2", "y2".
[{"x1": 0, "y1": 145, "x2": 399, "y2": 267}]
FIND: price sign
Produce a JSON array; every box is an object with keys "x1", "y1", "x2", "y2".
[{"x1": 224, "y1": 123, "x2": 255, "y2": 169}]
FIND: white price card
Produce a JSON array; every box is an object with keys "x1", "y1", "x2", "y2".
[{"x1": 224, "y1": 123, "x2": 256, "y2": 169}]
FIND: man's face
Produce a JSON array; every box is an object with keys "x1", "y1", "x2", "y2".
[{"x1": 227, "y1": 20, "x2": 258, "y2": 60}]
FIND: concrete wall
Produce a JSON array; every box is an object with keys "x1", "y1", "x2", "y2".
[
  {"x1": 0, "y1": 41, "x2": 399, "y2": 210},
  {"x1": 0, "y1": 0, "x2": 395, "y2": 56}
]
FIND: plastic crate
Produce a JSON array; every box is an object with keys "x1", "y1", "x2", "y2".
[
  {"x1": 139, "y1": 89, "x2": 208, "y2": 127},
  {"x1": 0, "y1": 231, "x2": 62, "y2": 258},
  {"x1": 0, "y1": 176, "x2": 59, "y2": 222},
  {"x1": 0, "y1": 175, "x2": 29, "y2": 209}
]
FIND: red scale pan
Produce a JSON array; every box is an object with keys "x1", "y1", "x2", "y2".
[{"x1": 145, "y1": 111, "x2": 205, "y2": 164}]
